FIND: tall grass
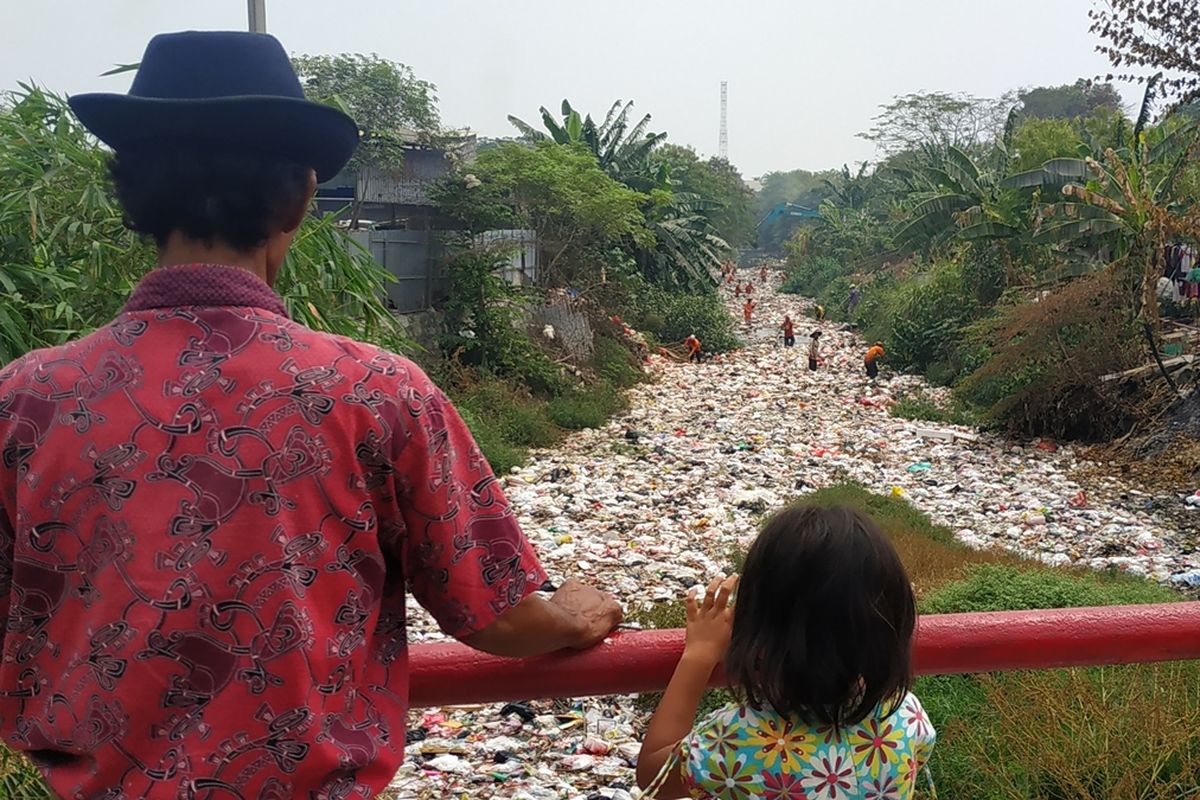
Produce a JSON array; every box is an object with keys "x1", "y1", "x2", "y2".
[{"x1": 0, "y1": 85, "x2": 412, "y2": 365}]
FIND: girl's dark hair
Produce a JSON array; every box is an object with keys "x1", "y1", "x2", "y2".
[
  {"x1": 109, "y1": 142, "x2": 311, "y2": 250},
  {"x1": 725, "y1": 505, "x2": 916, "y2": 727}
]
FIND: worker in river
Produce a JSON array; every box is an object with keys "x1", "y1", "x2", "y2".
[
  {"x1": 684, "y1": 333, "x2": 702, "y2": 362},
  {"x1": 743, "y1": 298, "x2": 756, "y2": 325},
  {"x1": 808, "y1": 330, "x2": 824, "y2": 371},
  {"x1": 865, "y1": 341, "x2": 885, "y2": 381},
  {"x1": 781, "y1": 315, "x2": 795, "y2": 347},
  {"x1": 746, "y1": 281, "x2": 754, "y2": 295},
  {"x1": 734, "y1": 282, "x2": 743, "y2": 297},
  {"x1": 759, "y1": 265, "x2": 768, "y2": 283}
]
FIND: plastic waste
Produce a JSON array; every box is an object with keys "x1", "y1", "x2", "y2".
[{"x1": 391, "y1": 270, "x2": 1197, "y2": 798}]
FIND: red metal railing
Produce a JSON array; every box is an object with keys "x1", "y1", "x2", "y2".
[{"x1": 409, "y1": 602, "x2": 1200, "y2": 707}]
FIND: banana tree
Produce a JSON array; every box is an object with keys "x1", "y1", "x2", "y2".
[
  {"x1": 509, "y1": 99, "x2": 668, "y2": 190},
  {"x1": 892, "y1": 143, "x2": 1029, "y2": 253},
  {"x1": 639, "y1": 192, "x2": 728, "y2": 291},
  {"x1": 1009, "y1": 78, "x2": 1200, "y2": 319},
  {"x1": 1028, "y1": 146, "x2": 1199, "y2": 319}
]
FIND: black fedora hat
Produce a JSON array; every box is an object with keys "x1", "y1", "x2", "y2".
[{"x1": 69, "y1": 31, "x2": 359, "y2": 182}]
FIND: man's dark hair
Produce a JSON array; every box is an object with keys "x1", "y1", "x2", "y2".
[
  {"x1": 109, "y1": 143, "x2": 312, "y2": 250},
  {"x1": 725, "y1": 505, "x2": 916, "y2": 727}
]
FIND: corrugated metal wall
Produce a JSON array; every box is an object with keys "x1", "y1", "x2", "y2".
[{"x1": 351, "y1": 229, "x2": 448, "y2": 313}]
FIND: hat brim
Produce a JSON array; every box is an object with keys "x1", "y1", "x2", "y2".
[{"x1": 68, "y1": 93, "x2": 359, "y2": 182}]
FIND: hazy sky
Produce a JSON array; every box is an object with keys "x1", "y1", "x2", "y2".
[{"x1": 0, "y1": 0, "x2": 1141, "y2": 177}]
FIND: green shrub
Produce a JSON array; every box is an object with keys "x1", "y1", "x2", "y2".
[
  {"x1": 885, "y1": 260, "x2": 979, "y2": 377},
  {"x1": 0, "y1": 747, "x2": 52, "y2": 799},
  {"x1": 815, "y1": 275, "x2": 854, "y2": 321},
  {"x1": 454, "y1": 404, "x2": 529, "y2": 475},
  {"x1": 612, "y1": 272, "x2": 738, "y2": 353},
  {"x1": 920, "y1": 563, "x2": 1180, "y2": 614},
  {"x1": 920, "y1": 563, "x2": 1192, "y2": 799},
  {"x1": 890, "y1": 392, "x2": 982, "y2": 427},
  {"x1": 666, "y1": 294, "x2": 738, "y2": 352},
  {"x1": 548, "y1": 382, "x2": 626, "y2": 430},
  {"x1": 856, "y1": 272, "x2": 899, "y2": 345},
  {"x1": 779, "y1": 256, "x2": 843, "y2": 296},
  {"x1": 456, "y1": 381, "x2": 558, "y2": 448},
  {"x1": 592, "y1": 337, "x2": 645, "y2": 389}
]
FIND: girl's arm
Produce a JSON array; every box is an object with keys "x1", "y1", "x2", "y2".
[{"x1": 635, "y1": 574, "x2": 738, "y2": 795}]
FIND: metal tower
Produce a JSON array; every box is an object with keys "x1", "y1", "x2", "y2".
[{"x1": 718, "y1": 81, "x2": 728, "y2": 161}]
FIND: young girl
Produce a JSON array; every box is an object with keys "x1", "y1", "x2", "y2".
[{"x1": 636, "y1": 506, "x2": 934, "y2": 800}]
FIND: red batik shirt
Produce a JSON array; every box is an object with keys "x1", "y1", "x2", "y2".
[{"x1": 0, "y1": 264, "x2": 546, "y2": 800}]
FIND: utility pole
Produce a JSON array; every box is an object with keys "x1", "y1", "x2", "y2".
[
  {"x1": 248, "y1": 0, "x2": 267, "y2": 32},
  {"x1": 718, "y1": 81, "x2": 729, "y2": 161}
]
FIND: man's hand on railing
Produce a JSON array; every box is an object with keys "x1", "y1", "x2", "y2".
[
  {"x1": 459, "y1": 579, "x2": 623, "y2": 657},
  {"x1": 549, "y1": 579, "x2": 625, "y2": 650}
]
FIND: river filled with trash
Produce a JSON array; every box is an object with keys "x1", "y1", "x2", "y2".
[{"x1": 387, "y1": 272, "x2": 1198, "y2": 799}]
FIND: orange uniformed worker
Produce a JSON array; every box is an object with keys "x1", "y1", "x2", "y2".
[
  {"x1": 684, "y1": 333, "x2": 702, "y2": 362},
  {"x1": 743, "y1": 299, "x2": 756, "y2": 324},
  {"x1": 865, "y1": 342, "x2": 885, "y2": 380}
]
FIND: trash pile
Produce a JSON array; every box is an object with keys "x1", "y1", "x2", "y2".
[{"x1": 388, "y1": 271, "x2": 1196, "y2": 798}]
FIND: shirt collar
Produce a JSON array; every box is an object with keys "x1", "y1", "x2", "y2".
[{"x1": 122, "y1": 264, "x2": 289, "y2": 318}]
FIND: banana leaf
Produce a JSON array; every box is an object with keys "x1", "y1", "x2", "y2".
[
  {"x1": 1148, "y1": 116, "x2": 1200, "y2": 164},
  {"x1": 507, "y1": 115, "x2": 548, "y2": 141},
  {"x1": 565, "y1": 110, "x2": 583, "y2": 143},
  {"x1": 539, "y1": 106, "x2": 569, "y2": 145},
  {"x1": 1032, "y1": 217, "x2": 1124, "y2": 244},
  {"x1": 959, "y1": 221, "x2": 1021, "y2": 240},
  {"x1": 907, "y1": 193, "x2": 974, "y2": 217}
]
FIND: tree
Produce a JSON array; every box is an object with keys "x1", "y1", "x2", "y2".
[
  {"x1": 507, "y1": 101, "x2": 730, "y2": 289},
  {"x1": 433, "y1": 142, "x2": 650, "y2": 286},
  {"x1": 509, "y1": 100, "x2": 667, "y2": 191},
  {"x1": 859, "y1": 91, "x2": 1016, "y2": 155},
  {"x1": 1090, "y1": 0, "x2": 1200, "y2": 107},
  {"x1": 755, "y1": 169, "x2": 834, "y2": 215},
  {"x1": 292, "y1": 53, "x2": 440, "y2": 175},
  {"x1": 653, "y1": 144, "x2": 755, "y2": 247},
  {"x1": 640, "y1": 190, "x2": 730, "y2": 290},
  {"x1": 1011, "y1": 117, "x2": 1084, "y2": 171},
  {"x1": 1010, "y1": 84, "x2": 1200, "y2": 319},
  {"x1": 1018, "y1": 80, "x2": 1123, "y2": 120},
  {"x1": 893, "y1": 144, "x2": 1027, "y2": 254}
]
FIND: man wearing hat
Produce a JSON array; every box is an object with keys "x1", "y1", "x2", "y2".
[{"x1": 0, "y1": 31, "x2": 621, "y2": 799}]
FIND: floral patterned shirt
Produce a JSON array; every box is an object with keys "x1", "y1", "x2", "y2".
[
  {"x1": 0, "y1": 264, "x2": 546, "y2": 800},
  {"x1": 675, "y1": 694, "x2": 935, "y2": 800}
]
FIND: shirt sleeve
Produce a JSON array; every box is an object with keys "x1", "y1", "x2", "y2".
[
  {"x1": 391, "y1": 362, "x2": 547, "y2": 639},
  {"x1": 0, "y1": 502, "x2": 10, "y2": 652},
  {"x1": 901, "y1": 693, "x2": 937, "y2": 769}
]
